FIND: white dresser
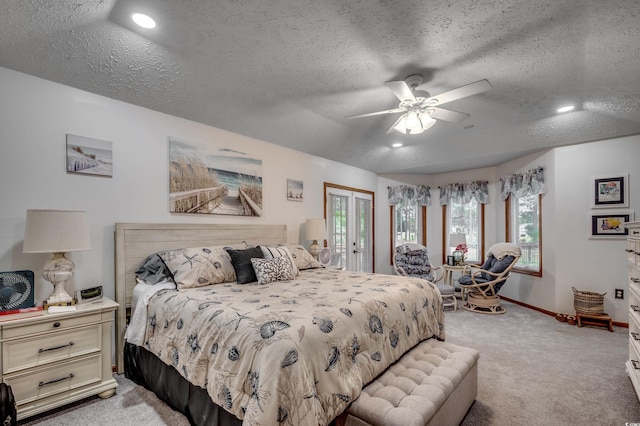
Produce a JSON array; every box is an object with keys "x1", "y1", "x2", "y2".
[
  {"x1": 0, "y1": 298, "x2": 118, "y2": 420},
  {"x1": 626, "y1": 221, "x2": 640, "y2": 400}
]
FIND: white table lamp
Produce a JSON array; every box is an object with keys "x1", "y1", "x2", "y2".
[
  {"x1": 23, "y1": 209, "x2": 90, "y2": 305},
  {"x1": 305, "y1": 218, "x2": 327, "y2": 259}
]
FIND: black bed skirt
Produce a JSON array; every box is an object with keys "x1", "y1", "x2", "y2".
[{"x1": 124, "y1": 342, "x2": 242, "y2": 426}]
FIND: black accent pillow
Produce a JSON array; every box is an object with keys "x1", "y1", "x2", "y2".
[{"x1": 226, "y1": 247, "x2": 264, "y2": 284}]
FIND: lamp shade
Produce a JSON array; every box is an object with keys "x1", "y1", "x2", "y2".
[
  {"x1": 305, "y1": 218, "x2": 327, "y2": 241},
  {"x1": 23, "y1": 209, "x2": 91, "y2": 253},
  {"x1": 449, "y1": 233, "x2": 467, "y2": 248}
]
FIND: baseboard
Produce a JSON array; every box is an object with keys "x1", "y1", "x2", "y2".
[{"x1": 500, "y1": 295, "x2": 629, "y2": 328}]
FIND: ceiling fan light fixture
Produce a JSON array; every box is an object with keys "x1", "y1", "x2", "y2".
[{"x1": 393, "y1": 110, "x2": 436, "y2": 135}]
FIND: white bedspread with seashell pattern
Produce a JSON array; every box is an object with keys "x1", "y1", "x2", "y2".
[{"x1": 134, "y1": 268, "x2": 444, "y2": 426}]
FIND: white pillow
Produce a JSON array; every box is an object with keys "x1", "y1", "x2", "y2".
[
  {"x1": 159, "y1": 245, "x2": 239, "y2": 289},
  {"x1": 285, "y1": 244, "x2": 322, "y2": 270}
]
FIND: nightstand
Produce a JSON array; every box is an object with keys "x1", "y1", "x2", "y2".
[{"x1": 0, "y1": 297, "x2": 118, "y2": 420}]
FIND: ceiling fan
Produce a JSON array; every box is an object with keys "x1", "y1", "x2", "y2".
[{"x1": 346, "y1": 74, "x2": 492, "y2": 135}]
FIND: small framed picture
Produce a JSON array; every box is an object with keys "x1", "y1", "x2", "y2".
[
  {"x1": 287, "y1": 179, "x2": 303, "y2": 201},
  {"x1": 591, "y1": 174, "x2": 628, "y2": 208},
  {"x1": 589, "y1": 211, "x2": 634, "y2": 239},
  {"x1": 66, "y1": 134, "x2": 113, "y2": 177}
]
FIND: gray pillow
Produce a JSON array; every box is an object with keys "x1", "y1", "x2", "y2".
[{"x1": 135, "y1": 254, "x2": 173, "y2": 285}]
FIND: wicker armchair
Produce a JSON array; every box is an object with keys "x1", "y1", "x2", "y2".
[
  {"x1": 458, "y1": 242, "x2": 521, "y2": 314},
  {"x1": 393, "y1": 243, "x2": 456, "y2": 310}
]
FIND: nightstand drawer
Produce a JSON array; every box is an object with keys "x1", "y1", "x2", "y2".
[
  {"x1": 2, "y1": 312, "x2": 102, "y2": 339},
  {"x1": 3, "y1": 325, "x2": 101, "y2": 374},
  {"x1": 6, "y1": 354, "x2": 102, "y2": 406}
]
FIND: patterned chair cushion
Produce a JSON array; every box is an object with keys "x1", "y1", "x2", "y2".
[{"x1": 394, "y1": 245, "x2": 434, "y2": 281}]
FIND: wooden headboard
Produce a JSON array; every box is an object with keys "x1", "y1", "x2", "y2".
[{"x1": 114, "y1": 222, "x2": 288, "y2": 373}]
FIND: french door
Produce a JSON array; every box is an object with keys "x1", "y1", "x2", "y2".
[{"x1": 324, "y1": 183, "x2": 374, "y2": 272}]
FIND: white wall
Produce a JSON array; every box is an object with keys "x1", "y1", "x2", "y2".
[
  {"x1": 552, "y1": 137, "x2": 639, "y2": 321},
  {"x1": 0, "y1": 67, "x2": 378, "y2": 305}
]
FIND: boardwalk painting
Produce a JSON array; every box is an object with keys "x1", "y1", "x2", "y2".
[
  {"x1": 169, "y1": 138, "x2": 263, "y2": 216},
  {"x1": 66, "y1": 134, "x2": 113, "y2": 177}
]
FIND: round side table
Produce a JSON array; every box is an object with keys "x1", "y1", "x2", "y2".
[{"x1": 443, "y1": 264, "x2": 467, "y2": 299}]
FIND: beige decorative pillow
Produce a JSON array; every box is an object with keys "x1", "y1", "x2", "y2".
[
  {"x1": 159, "y1": 246, "x2": 237, "y2": 289},
  {"x1": 251, "y1": 257, "x2": 296, "y2": 285},
  {"x1": 260, "y1": 245, "x2": 299, "y2": 276},
  {"x1": 285, "y1": 244, "x2": 322, "y2": 270}
]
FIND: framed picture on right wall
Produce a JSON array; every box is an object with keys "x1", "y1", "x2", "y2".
[
  {"x1": 591, "y1": 173, "x2": 629, "y2": 208},
  {"x1": 589, "y1": 211, "x2": 634, "y2": 239}
]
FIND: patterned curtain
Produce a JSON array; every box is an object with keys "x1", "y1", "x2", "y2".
[
  {"x1": 500, "y1": 167, "x2": 545, "y2": 200},
  {"x1": 439, "y1": 180, "x2": 489, "y2": 206},
  {"x1": 388, "y1": 185, "x2": 431, "y2": 207}
]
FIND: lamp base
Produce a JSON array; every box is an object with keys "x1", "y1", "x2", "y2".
[
  {"x1": 43, "y1": 252, "x2": 75, "y2": 306},
  {"x1": 308, "y1": 240, "x2": 321, "y2": 259}
]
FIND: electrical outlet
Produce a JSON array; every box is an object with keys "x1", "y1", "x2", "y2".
[{"x1": 615, "y1": 289, "x2": 624, "y2": 299}]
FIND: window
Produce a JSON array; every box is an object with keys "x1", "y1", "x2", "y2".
[
  {"x1": 445, "y1": 200, "x2": 484, "y2": 264},
  {"x1": 393, "y1": 201, "x2": 419, "y2": 246},
  {"x1": 506, "y1": 193, "x2": 542, "y2": 276},
  {"x1": 439, "y1": 181, "x2": 488, "y2": 265},
  {"x1": 501, "y1": 167, "x2": 544, "y2": 277},
  {"x1": 388, "y1": 185, "x2": 430, "y2": 263}
]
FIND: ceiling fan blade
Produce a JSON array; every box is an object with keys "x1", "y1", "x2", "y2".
[
  {"x1": 429, "y1": 107, "x2": 470, "y2": 123},
  {"x1": 386, "y1": 115, "x2": 406, "y2": 134},
  {"x1": 421, "y1": 79, "x2": 492, "y2": 106},
  {"x1": 345, "y1": 108, "x2": 404, "y2": 119},
  {"x1": 385, "y1": 80, "x2": 417, "y2": 103}
]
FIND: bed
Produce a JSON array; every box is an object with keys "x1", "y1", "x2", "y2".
[{"x1": 114, "y1": 223, "x2": 445, "y2": 426}]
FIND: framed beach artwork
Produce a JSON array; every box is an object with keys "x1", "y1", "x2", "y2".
[
  {"x1": 66, "y1": 134, "x2": 113, "y2": 177},
  {"x1": 287, "y1": 179, "x2": 303, "y2": 201},
  {"x1": 168, "y1": 137, "x2": 263, "y2": 216},
  {"x1": 591, "y1": 173, "x2": 629, "y2": 208},
  {"x1": 589, "y1": 211, "x2": 634, "y2": 239}
]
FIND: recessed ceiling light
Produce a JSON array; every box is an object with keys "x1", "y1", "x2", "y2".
[
  {"x1": 132, "y1": 13, "x2": 156, "y2": 29},
  {"x1": 392, "y1": 142, "x2": 403, "y2": 148},
  {"x1": 557, "y1": 105, "x2": 575, "y2": 113}
]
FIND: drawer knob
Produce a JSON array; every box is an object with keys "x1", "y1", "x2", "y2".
[
  {"x1": 39, "y1": 342, "x2": 74, "y2": 353},
  {"x1": 631, "y1": 278, "x2": 640, "y2": 283},
  {"x1": 633, "y1": 332, "x2": 640, "y2": 341},
  {"x1": 633, "y1": 360, "x2": 640, "y2": 370},
  {"x1": 632, "y1": 305, "x2": 640, "y2": 312},
  {"x1": 39, "y1": 373, "x2": 75, "y2": 388},
  {"x1": 53, "y1": 322, "x2": 61, "y2": 328}
]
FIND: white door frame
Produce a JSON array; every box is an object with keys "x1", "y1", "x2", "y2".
[{"x1": 324, "y1": 183, "x2": 375, "y2": 272}]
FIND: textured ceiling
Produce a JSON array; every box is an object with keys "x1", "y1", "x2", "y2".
[{"x1": 1, "y1": 0, "x2": 639, "y2": 174}]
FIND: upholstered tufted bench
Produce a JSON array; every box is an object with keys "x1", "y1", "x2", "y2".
[{"x1": 336, "y1": 339, "x2": 479, "y2": 426}]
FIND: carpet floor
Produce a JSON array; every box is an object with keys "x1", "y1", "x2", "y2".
[{"x1": 20, "y1": 300, "x2": 640, "y2": 425}]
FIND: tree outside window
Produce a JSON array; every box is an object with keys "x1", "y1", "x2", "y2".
[
  {"x1": 507, "y1": 193, "x2": 541, "y2": 274},
  {"x1": 448, "y1": 199, "x2": 481, "y2": 262}
]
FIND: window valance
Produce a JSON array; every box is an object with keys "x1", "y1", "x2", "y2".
[
  {"x1": 439, "y1": 180, "x2": 489, "y2": 206},
  {"x1": 500, "y1": 167, "x2": 545, "y2": 200},
  {"x1": 388, "y1": 185, "x2": 432, "y2": 207}
]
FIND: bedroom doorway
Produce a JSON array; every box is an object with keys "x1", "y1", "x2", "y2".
[{"x1": 324, "y1": 183, "x2": 374, "y2": 272}]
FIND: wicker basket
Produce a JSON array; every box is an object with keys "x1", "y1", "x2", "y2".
[{"x1": 572, "y1": 287, "x2": 606, "y2": 315}]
